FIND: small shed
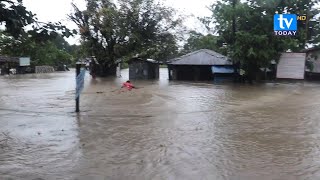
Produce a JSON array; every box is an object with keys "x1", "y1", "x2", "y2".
[
  {"x1": 167, "y1": 49, "x2": 234, "y2": 81},
  {"x1": 0, "y1": 56, "x2": 18, "y2": 75},
  {"x1": 128, "y1": 57, "x2": 159, "y2": 80}
]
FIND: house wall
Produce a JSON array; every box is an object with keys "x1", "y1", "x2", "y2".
[
  {"x1": 0, "y1": 62, "x2": 20, "y2": 75},
  {"x1": 168, "y1": 65, "x2": 213, "y2": 81},
  {"x1": 129, "y1": 61, "x2": 159, "y2": 80},
  {"x1": 148, "y1": 63, "x2": 159, "y2": 79},
  {"x1": 213, "y1": 74, "x2": 235, "y2": 83},
  {"x1": 168, "y1": 65, "x2": 236, "y2": 81}
]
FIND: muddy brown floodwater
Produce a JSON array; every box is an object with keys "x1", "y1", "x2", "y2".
[{"x1": 1, "y1": 69, "x2": 320, "y2": 180}]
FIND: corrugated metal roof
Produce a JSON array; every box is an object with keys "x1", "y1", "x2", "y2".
[
  {"x1": 168, "y1": 49, "x2": 232, "y2": 65},
  {"x1": 212, "y1": 66, "x2": 234, "y2": 73}
]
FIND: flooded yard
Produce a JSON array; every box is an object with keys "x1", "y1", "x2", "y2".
[{"x1": 1, "y1": 69, "x2": 320, "y2": 179}]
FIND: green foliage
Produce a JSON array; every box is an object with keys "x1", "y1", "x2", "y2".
[
  {"x1": 0, "y1": 31, "x2": 74, "y2": 66},
  {"x1": 0, "y1": 0, "x2": 34, "y2": 38},
  {"x1": 29, "y1": 42, "x2": 73, "y2": 66},
  {"x1": 0, "y1": 0, "x2": 78, "y2": 68},
  {"x1": 121, "y1": 62, "x2": 129, "y2": 69},
  {"x1": 306, "y1": 60, "x2": 314, "y2": 71},
  {"x1": 206, "y1": 0, "x2": 320, "y2": 80},
  {"x1": 182, "y1": 31, "x2": 226, "y2": 55},
  {"x1": 69, "y1": 0, "x2": 182, "y2": 75},
  {"x1": 0, "y1": 0, "x2": 76, "y2": 42}
]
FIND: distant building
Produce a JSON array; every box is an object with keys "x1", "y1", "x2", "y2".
[
  {"x1": 0, "y1": 56, "x2": 31, "y2": 75},
  {"x1": 301, "y1": 47, "x2": 320, "y2": 80},
  {"x1": 128, "y1": 57, "x2": 159, "y2": 80},
  {"x1": 167, "y1": 49, "x2": 235, "y2": 81},
  {"x1": 0, "y1": 56, "x2": 18, "y2": 75}
]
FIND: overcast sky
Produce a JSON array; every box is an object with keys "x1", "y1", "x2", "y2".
[{"x1": 23, "y1": 0, "x2": 214, "y2": 45}]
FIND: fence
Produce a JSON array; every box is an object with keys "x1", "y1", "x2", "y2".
[{"x1": 35, "y1": 66, "x2": 55, "y2": 74}]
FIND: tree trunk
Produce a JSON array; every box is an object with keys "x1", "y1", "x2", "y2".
[{"x1": 232, "y1": 0, "x2": 237, "y2": 43}]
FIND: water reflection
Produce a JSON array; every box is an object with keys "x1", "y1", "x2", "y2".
[{"x1": 1, "y1": 69, "x2": 320, "y2": 179}]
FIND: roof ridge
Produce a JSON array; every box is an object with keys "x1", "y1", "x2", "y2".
[
  {"x1": 167, "y1": 49, "x2": 232, "y2": 65},
  {"x1": 168, "y1": 49, "x2": 225, "y2": 63},
  {"x1": 202, "y1": 49, "x2": 227, "y2": 58},
  {"x1": 177, "y1": 49, "x2": 204, "y2": 59}
]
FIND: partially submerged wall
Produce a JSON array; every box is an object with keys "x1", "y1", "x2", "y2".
[{"x1": 35, "y1": 66, "x2": 55, "y2": 74}]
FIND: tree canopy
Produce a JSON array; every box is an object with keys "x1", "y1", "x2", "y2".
[
  {"x1": 1, "y1": 0, "x2": 319, "y2": 78},
  {"x1": 0, "y1": 0, "x2": 34, "y2": 38},
  {"x1": 182, "y1": 31, "x2": 226, "y2": 55},
  {"x1": 0, "y1": 0, "x2": 78, "y2": 67},
  {"x1": 201, "y1": 0, "x2": 320, "y2": 80},
  {"x1": 69, "y1": 0, "x2": 183, "y2": 75}
]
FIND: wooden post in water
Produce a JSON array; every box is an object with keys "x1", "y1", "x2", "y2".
[{"x1": 76, "y1": 63, "x2": 81, "y2": 112}]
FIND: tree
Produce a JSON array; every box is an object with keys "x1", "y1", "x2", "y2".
[
  {"x1": 0, "y1": 0, "x2": 78, "y2": 68},
  {"x1": 0, "y1": 31, "x2": 73, "y2": 66},
  {"x1": 206, "y1": 0, "x2": 320, "y2": 81},
  {"x1": 182, "y1": 31, "x2": 225, "y2": 55},
  {"x1": 69, "y1": 0, "x2": 183, "y2": 75},
  {"x1": 0, "y1": 0, "x2": 34, "y2": 38},
  {"x1": 0, "y1": 0, "x2": 76, "y2": 42}
]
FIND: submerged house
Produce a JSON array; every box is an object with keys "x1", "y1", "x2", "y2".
[
  {"x1": 0, "y1": 56, "x2": 31, "y2": 75},
  {"x1": 128, "y1": 57, "x2": 159, "y2": 80},
  {"x1": 167, "y1": 49, "x2": 234, "y2": 81},
  {"x1": 0, "y1": 56, "x2": 19, "y2": 75}
]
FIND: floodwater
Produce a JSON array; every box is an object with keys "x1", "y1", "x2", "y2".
[{"x1": 1, "y1": 69, "x2": 320, "y2": 180}]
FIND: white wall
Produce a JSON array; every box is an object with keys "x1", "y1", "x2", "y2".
[{"x1": 276, "y1": 53, "x2": 306, "y2": 79}]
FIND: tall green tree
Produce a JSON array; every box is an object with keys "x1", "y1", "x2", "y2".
[
  {"x1": 0, "y1": 31, "x2": 73, "y2": 66},
  {"x1": 0, "y1": 0, "x2": 76, "y2": 41},
  {"x1": 205, "y1": 0, "x2": 320, "y2": 81},
  {"x1": 0, "y1": 0, "x2": 33, "y2": 38},
  {"x1": 0, "y1": 0, "x2": 78, "y2": 67},
  {"x1": 69, "y1": 0, "x2": 182, "y2": 75},
  {"x1": 182, "y1": 31, "x2": 225, "y2": 55}
]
